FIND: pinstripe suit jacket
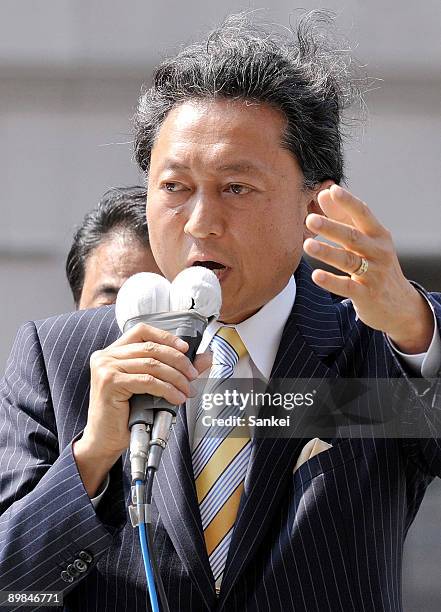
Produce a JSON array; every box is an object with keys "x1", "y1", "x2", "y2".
[{"x1": 1, "y1": 260, "x2": 440, "y2": 612}]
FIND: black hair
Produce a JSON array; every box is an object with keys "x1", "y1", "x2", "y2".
[
  {"x1": 66, "y1": 186, "x2": 148, "y2": 305},
  {"x1": 134, "y1": 10, "x2": 362, "y2": 189}
]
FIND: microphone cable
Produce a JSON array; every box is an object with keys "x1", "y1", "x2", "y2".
[
  {"x1": 145, "y1": 467, "x2": 170, "y2": 612},
  {"x1": 134, "y1": 469, "x2": 171, "y2": 612},
  {"x1": 135, "y1": 478, "x2": 159, "y2": 612}
]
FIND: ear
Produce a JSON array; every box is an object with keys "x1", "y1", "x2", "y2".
[{"x1": 303, "y1": 179, "x2": 335, "y2": 240}]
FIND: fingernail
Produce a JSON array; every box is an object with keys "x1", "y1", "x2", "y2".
[
  {"x1": 177, "y1": 391, "x2": 187, "y2": 404},
  {"x1": 176, "y1": 338, "x2": 188, "y2": 351},
  {"x1": 309, "y1": 215, "x2": 322, "y2": 229},
  {"x1": 314, "y1": 271, "x2": 326, "y2": 282},
  {"x1": 307, "y1": 240, "x2": 320, "y2": 253},
  {"x1": 189, "y1": 365, "x2": 199, "y2": 379},
  {"x1": 332, "y1": 185, "x2": 344, "y2": 197}
]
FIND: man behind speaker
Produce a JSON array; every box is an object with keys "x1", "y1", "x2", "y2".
[
  {"x1": 0, "y1": 12, "x2": 440, "y2": 612},
  {"x1": 66, "y1": 186, "x2": 162, "y2": 309}
]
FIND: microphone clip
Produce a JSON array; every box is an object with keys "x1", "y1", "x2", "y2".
[{"x1": 129, "y1": 483, "x2": 152, "y2": 527}]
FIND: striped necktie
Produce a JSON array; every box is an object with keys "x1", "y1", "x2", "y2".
[{"x1": 192, "y1": 327, "x2": 252, "y2": 586}]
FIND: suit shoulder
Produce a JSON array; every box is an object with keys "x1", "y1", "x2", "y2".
[{"x1": 33, "y1": 306, "x2": 120, "y2": 361}]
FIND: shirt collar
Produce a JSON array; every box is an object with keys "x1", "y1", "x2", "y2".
[{"x1": 198, "y1": 275, "x2": 296, "y2": 379}]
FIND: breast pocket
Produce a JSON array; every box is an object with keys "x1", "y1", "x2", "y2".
[{"x1": 292, "y1": 438, "x2": 364, "y2": 492}]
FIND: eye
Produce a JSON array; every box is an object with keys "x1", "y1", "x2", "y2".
[
  {"x1": 227, "y1": 184, "x2": 252, "y2": 195},
  {"x1": 163, "y1": 182, "x2": 186, "y2": 192}
]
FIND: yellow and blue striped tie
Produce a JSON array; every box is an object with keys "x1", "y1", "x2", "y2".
[{"x1": 192, "y1": 327, "x2": 251, "y2": 584}]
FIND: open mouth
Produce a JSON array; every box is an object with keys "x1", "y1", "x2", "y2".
[{"x1": 192, "y1": 260, "x2": 230, "y2": 281}]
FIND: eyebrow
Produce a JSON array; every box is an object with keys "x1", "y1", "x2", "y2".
[
  {"x1": 93, "y1": 284, "x2": 119, "y2": 299},
  {"x1": 161, "y1": 159, "x2": 267, "y2": 176},
  {"x1": 217, "y1": 162, "x2": 263, "y2": 174},
  {"x1": 162, "y1": 161, "x2": 190, "y2": 171}
]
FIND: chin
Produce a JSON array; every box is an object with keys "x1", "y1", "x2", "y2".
[
  {"x1": 218, "y1": 303, "x2": 258, "y2": 325},
  {"x1": 218, "y1": 304, "x2": 238, "y2": 324}
]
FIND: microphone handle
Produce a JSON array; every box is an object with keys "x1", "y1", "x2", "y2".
[
  {"x1": 126, "y1": 312, "x2": 208, "y2": 481},
  {"x1": 127, "y1": 311, "x2": 207, "y2": 428},
  {"x1": 128, "y1": 329, "x2": 204, "y2": 429}
]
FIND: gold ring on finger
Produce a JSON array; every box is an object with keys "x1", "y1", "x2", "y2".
[{"x1": 353, "y1": 256, "x2": 369, "y2": 276}]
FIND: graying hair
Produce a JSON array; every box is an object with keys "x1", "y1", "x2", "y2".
[{"x1": 134, "y1": 11, "x2": 362, "y2": 188}]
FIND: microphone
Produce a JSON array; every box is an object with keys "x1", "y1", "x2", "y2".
[{"x1": 115, "y1": 267, "x2": 222, "y2": 482}]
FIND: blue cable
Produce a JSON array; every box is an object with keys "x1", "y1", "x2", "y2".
[{"x1": 135, "y1": 479, "x2": 160, "y2": 612}]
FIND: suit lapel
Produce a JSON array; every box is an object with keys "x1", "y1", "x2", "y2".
[
  {"x1": 218, "y1": 259, "x2": 344, "y2": 606},
  {"x1": 153, "y1": 404, "x2": 216, "y2": 608}
]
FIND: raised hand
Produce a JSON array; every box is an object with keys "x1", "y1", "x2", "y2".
[{"x1": 304, "y1": 184, "x2": 434, "y2": 354}]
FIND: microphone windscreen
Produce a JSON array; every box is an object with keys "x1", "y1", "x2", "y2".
[
  {"x1": 170, "y1": 266, "x2": 222, "y2": 318},
  {"x1": 115, "y1": 272, "x2": 171, "y2": 331}
]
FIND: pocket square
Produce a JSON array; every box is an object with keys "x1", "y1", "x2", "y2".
[{"x1": 293, "y1": 438, "x2": 333, "y2": 474}]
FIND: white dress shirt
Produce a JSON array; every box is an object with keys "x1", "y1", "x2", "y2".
[{"x1": 91, "y1": 278, "x2": 440, "y2": 506}]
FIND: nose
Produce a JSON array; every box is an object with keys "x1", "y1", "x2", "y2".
[{"x1": 184, "y1": 192, "x2": 224, "y2": 239}]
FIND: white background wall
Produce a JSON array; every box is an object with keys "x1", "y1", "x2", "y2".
[{"x1": 0, "y1": 1, "x2": 440, "y2": 609}]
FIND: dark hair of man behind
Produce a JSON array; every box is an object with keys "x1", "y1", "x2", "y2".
[
  {"x1": 134, "y1": 11, "x2": 361, "y2": 189},
  {"x1": 66, "y1": 186, "x2": 148, "y2": 305}
]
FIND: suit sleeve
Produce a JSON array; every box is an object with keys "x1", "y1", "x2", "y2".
[
  {"x1": 0, "y1": 321, "x2": 126, "y2": 596},
  {"x1": 386, "y1": 290, "x2": 441, "y2": 478}
]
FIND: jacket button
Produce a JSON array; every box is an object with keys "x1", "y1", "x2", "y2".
[
  {"x1": 61, "y1": 570, "x2": 74, "y2": 583},
  {"x1": 74, "y1": 559, "x2": 88, "y2": 573},
  {"x1": 78, "y1": 550, "x2": 93, "y2": 563},
  {"x1": 67, "y1": 564, "x2": 80, "y2": 578}
]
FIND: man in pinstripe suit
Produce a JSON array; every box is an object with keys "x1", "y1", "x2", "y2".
[{"x1": 1, "y1": 12, "x2": 440, "y2": 612}]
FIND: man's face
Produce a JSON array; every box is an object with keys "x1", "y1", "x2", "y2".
[
  {"x1": 147, "y1": 99, "x2": 316, "y2": 323},
  {"x1": 78, "y1": 232, "x2": 162, "y2": 309}
]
